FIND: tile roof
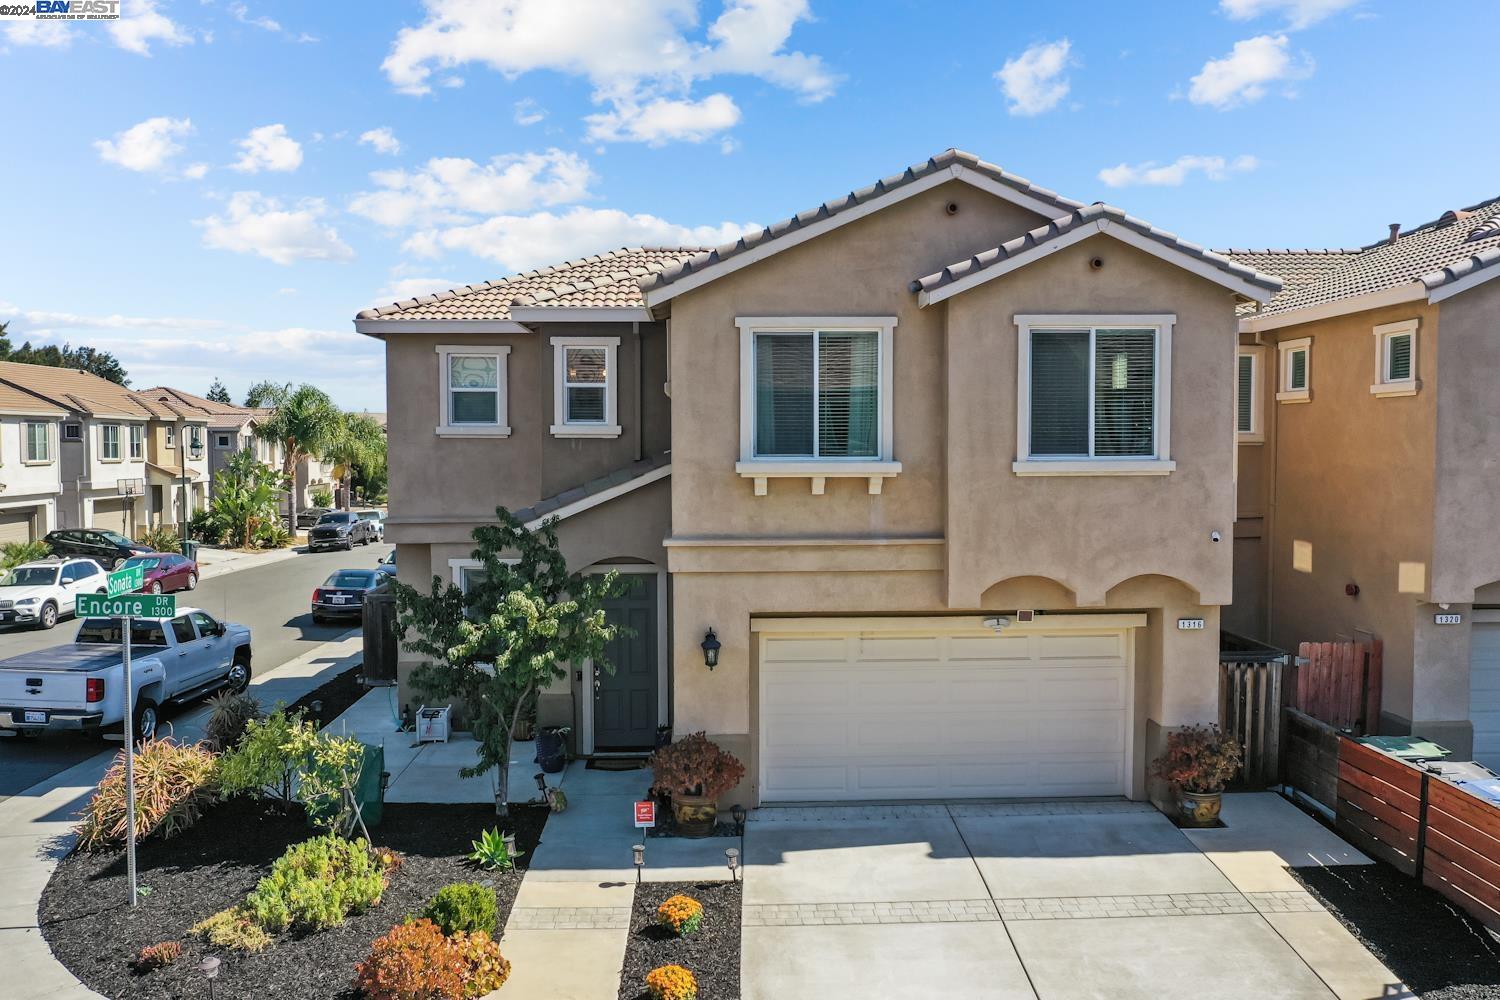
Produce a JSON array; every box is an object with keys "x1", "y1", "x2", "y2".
[
  {"x1": 910, "y1": 203, "x2": 1283, "y2": 300},
  {"x1": 0, "y1": 361, "x2": 154, "y2": 419},
  {"x1": 511, "y1": 451, "x2": 671, "y2": 526},
  {"x1": 356, "y1": 248, "x2": 707, "y2": 321},
  {"x1": 1224, "y1": 194, "x2": 1500, "y2": 317},
  {"x1": 640, "y1": 149, "x2": 1086, "y2": 297},
  {"x1": 0, "y1": 381, "x2": 67, "y2": 417}
]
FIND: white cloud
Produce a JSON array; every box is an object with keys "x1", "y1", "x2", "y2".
[
  {"x1": 197, "y1": 192, "x2": 354, "y2": 265},
  {"x1": 108, "y1": 0, "x2": 195, "y2": 56},
  {"x1": 2, "y1": 18, "x2": 74, "y2": 48},
  {"x1": 93, "y1": 116, "x2": 193, "y2": 173},
  {"x1": 231, "y1": 124, "x2": 304, "y2": 173},
  {"x1": 585, "y1": 93, "x2": 741, "y2": 144},
  {"x1": 183, "y1": 162, "x2": 210, "y2": 179},
  {"x1": 0, "y1": 301, "x2": 226, "y2": 333},
  {"x1": 1188, "y1": 34, "x2": 1312, "y2": 109},
  {"x1": 403, "y1": 205, "x2": 756, "y2": 272},
  {"x1": 1098, "y1": 154, "x2": 1259, "y2": 188},
  {"x1": 995, "y1": 39, "x2": 1072, "y2": 116},
  {"x1": 228, "y1": 2, "x2": 279, "y2": 32},
  {"x1": 1219, "y1": 0, "x2": 1358, "y2": 29},
  {"x1": 380, "y1": 0, "x2": 836, "y2": 144},
  {"x1": 375, "y1": 277, "x2": 463, "y2": 302},
  {"x1": 349, "y1": 148, "x2": 595, "y2": 229},
  {"x1": 358, "y1": 127, "x2": 402, "y2": 156},
  {"x1": 513, "y1": 98, "x2": 547, "y2": 126}
]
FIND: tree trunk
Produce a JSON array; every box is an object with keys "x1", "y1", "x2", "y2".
[
  {"x1": 282, "y1": 448, "x2": 299, "y2": 535},
  {"x1": 496, "y1": 683, "x2": 537, "y2": 818}
]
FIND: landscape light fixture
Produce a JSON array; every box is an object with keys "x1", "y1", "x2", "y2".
[
  {"x1": 199, "y1": 956, "x2": 221, "y2": 1000},
  {"x1": 503, "y1": 832, "x2": 518, "y2": 858},
  {"x1": 726, "y1": 847, "x2": 740, "y2": 882},
  {"x1": 632, "y1": 843, "x2": 646, "y2": 883},
  {"x1": 535, "y1": 772, "x2": 548, "y2": 794},
  {"x1": 701, "y1": 628, "x2": 721, "y2": 669}
]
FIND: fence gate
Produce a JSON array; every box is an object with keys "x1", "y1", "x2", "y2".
[
  {"x1": 1219, "y1": 657, "x2": 1289, "y2": 789},
  {"x1": 1294, "y1": 640, "x2": 1383, "y2": 732}
]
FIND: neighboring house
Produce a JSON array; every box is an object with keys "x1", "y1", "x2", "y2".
[
  {"x1": 357, "y1": 149, "x2": 1283, "y2": 807},
  {"x1": 1224, "y1": 198, "x2": 1500, "y2": 767},
  {"x1": 0, "y1": 362, "x2": 152, "y2": 535},
  {"x1": 138, "y1": 386, "x2": 284, "y2": 485},
  {"x1": 0, "y1": 383, "x2": 66, "y2": 543},
  {"x1": 129, "y1": 390, "x2": 211, "y2": 532}
]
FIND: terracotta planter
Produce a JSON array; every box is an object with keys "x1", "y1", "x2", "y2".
[
  {"x1": 1177, "y1": 789, "x2": 1223, "y2": 828},
  {"x1": 671, "y1": 792, "x2": 717, "y2": 837}
]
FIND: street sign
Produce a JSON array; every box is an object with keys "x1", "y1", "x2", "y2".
[
  {"x1": 77, "y1": 593, "x2": 176, "y2": 619},
  {"x1": 107, "y1": 565, "x2": 144, "y2": 598},
  {"x1": 634, "y1": 800, "x2": 656, "y2": 828}
]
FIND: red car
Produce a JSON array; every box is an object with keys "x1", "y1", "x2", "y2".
[{"x1": 118, "y1": 552, "x2": 199, "y2": 593}]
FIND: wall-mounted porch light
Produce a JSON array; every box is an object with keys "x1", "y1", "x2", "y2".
[{"x1": 701, "y1": 628, "x2": 721, "y2": 669}]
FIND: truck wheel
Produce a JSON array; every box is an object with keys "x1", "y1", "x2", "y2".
[
  {"x1": 132, "y1": 699, "x2": 159, "y2": 744},
  {"x1": 226, "y1": 652, "x2": 251, "y2": 693},
  {"x1": 38, "y1": 602, "x2": 58, "y2": 630}
]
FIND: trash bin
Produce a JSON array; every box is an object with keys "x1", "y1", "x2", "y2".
[
  {"x1": 181, "y1": 539, "x2": 199, "y2": 561},
  {"x1": 305, "y1": 743, "x2": 387, "y2": 830}
]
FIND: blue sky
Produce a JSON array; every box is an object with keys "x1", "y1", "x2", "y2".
[{"x1": 1, "y1": 0, "x2": 1495, "y2": 411}]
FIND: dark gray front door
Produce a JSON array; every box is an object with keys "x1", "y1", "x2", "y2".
[{"x1": 594, "y1": 573, "x2": 658, "y2": 750}]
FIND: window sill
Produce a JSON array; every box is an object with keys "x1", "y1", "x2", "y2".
[
  {"x1": 1012, "y1": 459, "x2": 1176, "y2": 477},
  {"x1": 1237, "y1": 434, "x2": 1265, "y2": 446},
  {"x1": 21, "y1": 459, "x2": 52, "y2": 466},
  {"x1": 1276, "y1": 389, "x2": 1311, "y2": 404},
  {"x1": 437, "y1": 425, "x2": 511, "y2": 438},
  {"x1": 551, "y1": 424, "x2": 622, "y2": 438},
  {"x1": 1370, "y1": 380, "x2": 1420, "y2": 398},
  {"x1": 735, "y1": 459, "x2": 903, "y2": 496}
]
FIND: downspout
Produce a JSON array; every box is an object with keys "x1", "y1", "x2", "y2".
[{"x1": 633, "y1": 320, "x2": 643, "y2": 463}]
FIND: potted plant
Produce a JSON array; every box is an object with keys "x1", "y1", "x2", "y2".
[
  {"x1": 1150, "y1": 724, "x2": 1243, "y2": 827},
  {"x1": 534, "y1": 726, "x2": 570, "y2": 774},
  {"x1": 648, "y1": 732, "x2": 745, "y2": 837}
]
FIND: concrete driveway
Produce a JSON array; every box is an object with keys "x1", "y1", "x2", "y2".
[{"x1": 742, "y1": 795, "x2": 1408, "y2": 1000}]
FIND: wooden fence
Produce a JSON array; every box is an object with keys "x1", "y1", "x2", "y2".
[
  {"x1": 1219, "y1": 658, "x2": 1288, "y2": 789},
  {"x1": 1294, "y1": 640, "x2": 1383, "y2": 732},
  {"x1": 1283, "y1": 708, "x2": 1341, "y2": 811},
  {"x1": 1330, "y1": 736, "x2": 1500, "y2": 932}
]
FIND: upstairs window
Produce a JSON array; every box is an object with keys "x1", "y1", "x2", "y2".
[
  {"x1": 1014, "y1": 315, "x2": 1175, "y2": 476},
  {"x1": 436, "y1": 344, "x2": 510, "y2": 436},
  {"x1": 551, "y1": 337, "x2": 620, "y2": 437},
  {"x1": 1236, "y1": 349, "x2": 1264, "y2": 441},
  {"x1": 101, "y1": 424, "x2": 121, "y2": 461},
  {"x1": 63, "y1": 423, "x2": 81, "y2": 441},
  {"x1": 753, "y1": 330, "x2": 880, "y2": 458},
  {"x1": 1372, "y1": 320, "x2": 1419, "y2": 396},
  {"x1": 24, "y1": 422, "x2": 49, "y2": 463},
  {"x1": 1277, "y1": 337, "x2": 1311, "y2": 403},
  {"x1": 165, "y1": 425, "x2": 174, "y2": 447},
  {"x1": 129, "y1": 424, "x2": 143, "y2": 460}
]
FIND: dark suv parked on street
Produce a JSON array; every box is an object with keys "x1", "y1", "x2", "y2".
[{"x1": 43, "y1": 529, "x2": 153, "y2": 569}]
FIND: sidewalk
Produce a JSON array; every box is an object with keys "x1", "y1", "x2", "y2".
[
  {"x1": 0, "y1": 632, "x2": 363, "y2": 1000},
  {"x1": 193, "y1": 543, "x2": 303, "y2": 584}
]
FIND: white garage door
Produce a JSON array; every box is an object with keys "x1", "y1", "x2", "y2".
[
  {"x1": 91, "y1": 498, "x2": 129, "y2": 535},
  {"x1": 1471, "y1": 619, "x2": 1500, "y2": 770},
  {"x1": 758, "y1": 623, "x2": 1132, "y2": 802},
  {"x1": 0, "y1": 509, "x2": 35, "y2": 546}
]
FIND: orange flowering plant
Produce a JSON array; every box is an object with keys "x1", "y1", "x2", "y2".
[
  {"x1": 656, "y1": 894, "x2": 704, "y2": 936},
  {"x1": 645, "y1": 964, "x2": 698, "y2": 1000}
]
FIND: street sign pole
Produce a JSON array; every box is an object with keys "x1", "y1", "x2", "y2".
[{"x1": 122, "y1": 613, "x2": 137, "y2": 907}]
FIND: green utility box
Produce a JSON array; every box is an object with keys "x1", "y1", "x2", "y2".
[
  {"x1": 305, "y1": 743, "x2": 387, "y2": 829},
  {"x1": 1353, "y1": 735, "x2": 1452, "y2": 761}
]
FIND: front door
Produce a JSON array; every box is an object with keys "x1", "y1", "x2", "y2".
[{"x1": 593, "y1": 573, "x2": 658, "y2": 751}]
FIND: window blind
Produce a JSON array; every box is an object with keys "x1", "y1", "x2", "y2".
[
  {"x1": 1289, "y1": 349, "x2": 1307, "y2": 391},
  {"x1": 1029, "y1": 329, "x2": 1090, "y2": 456},
  {"x1": 449, "y1": 355, "x2": 498, "y2": 424},
  {"x1": 817, "y1": 332, "x2": 879, "y2": 457},
  {"x1": 1387, "y1": 333, "x2": 1412, "y2": 382},
  {"x1": 755, "y1": 334, "x2": 814, "y2": 455},
  {"x1": 1237, "y1": 354, "x2": 1255, "y2": 433},
  {"x1": 1094, "y1": 329, "x2": 1155, "y2": 457},
  {"x1": 564, "y1": 347, "x2": 607, "y2": 422}
]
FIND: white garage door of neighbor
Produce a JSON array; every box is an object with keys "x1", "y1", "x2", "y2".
[
  {"x1": 0, "y1": 510, "x2": 35, "y2": 546},
  {"x1": 759, "y1": 625, "x2": 1132, "y2": 802},
  {"x1": 92, "y1": 499, "x2": 129, "y2": 534},
  {"x1": 1471, "y1": 619, "x2": 1500, "y2": 771}
]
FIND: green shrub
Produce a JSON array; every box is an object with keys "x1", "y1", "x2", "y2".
[
  {"x1": 257, "y1": 521, "x2": 292, "y2": 549},
  {"x1": 75, "y1": 739, "x2": 219, "y2": 851},
  {"x1": 217, "y1": 708, "x2": 308, "y2": 807},
  {"x1": 467, "y1": 828, "x2": 522, "y2": 871},
  {"x1": 0, "y1": 539, "x2": 51, "y2": 569},
  {"x1": 204, "y1": 690, "x2": 262, "y2": 750},
  {"x1": 188, "y1": 906, "x2": 271, "y2": 953},
  {"x1": 245, "y1": 834, "x2": 386, "y2": 933},
  {"x1": 422, "y1": 883, "x2": 498, "y2": 936},
  {"x1": 187, "y1": 508, "x2": 221, "y2": 545},
  {"x1": 139, "y1": 524, "x2": 180, "y2": 553},
  {"x1": 311, "y1": 487, "x2": 334, "y2": 508}
]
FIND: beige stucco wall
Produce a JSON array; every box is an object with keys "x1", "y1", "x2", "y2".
[{"x1": 944, "y1": 237, "x2": 1238, "y2": 608}]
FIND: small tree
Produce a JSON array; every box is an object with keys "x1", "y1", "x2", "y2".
[
  {"x1": 209, "y1": 449, "x2": 285, "y2": 549},
  {"x1": 207, "y1": 379, "x2": 232, "y2": 404},
  {"x1": 392, "y1": 508, "x2": 625, "y2": 815},
  {"x1": 250, "y1": 383, "x2": 341, "y2": 533},
  {"x1": 323, "y1": 411, "x2": 386, "y2": 508}
]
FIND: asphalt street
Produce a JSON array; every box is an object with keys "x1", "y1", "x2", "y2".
[{"x1": 0, "y1": 541, "x2": 392, "y2": 798}]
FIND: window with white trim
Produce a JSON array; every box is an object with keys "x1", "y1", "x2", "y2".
[
  {"x1": 63, "y1": 423, "x2": 81, "y2": 442},
  {"x1": 165, "y1": 425, "x2": 174, "y2": 447},
  {"x1": 24, "y1": 422, "x2": 49, "y2": 463},
  {"x1": 215, "y1": 433, "x2": 231, "y2": 448},
  {"x1": 551, "y1": 337, "x2": 620, "y2": 437},
  {"x1": 129, "y1": 424, "x2": 143, "y2": 459},
  {"x1": 101, "y1": 423, "x2": 121, "y2": 461},
  {"x1": 1372, "y1": 319, "x2": 1419, "y2": 396},
  {"x1": 752, "y1": 330, "x2": 881, "y2": 458},
  {"x1": 435, "y1": 344, "x2": 511, "y2": 436},
  {"x1": 1014, "y1": 315, "x2": 1175, "y2": 475},
  {"x1": 1276, "y1": 337, "x2": 1311, "y2": 403},
  {"x1": 1236, "y1": 349, "x2": 1263, "y2": 441}
]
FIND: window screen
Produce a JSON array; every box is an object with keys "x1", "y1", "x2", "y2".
[
  {"x1": 754, "y1": 330, "x2": 879, "y2": 458},
  {"x1": 1093, "y1": 329, "x2": 1155, "y2": 457},
  {"x1": 1029, "y1": 330, "x2": 1090, "y2": 456},
  {"x1": 1386, "y1": 333, "x2": 1413, "y2": 382},
  {"x1": 449, "y1": 355, "x2": 499, "y2": 424},
  {"x1": 1236, "y1": 354, "x2": 1255, "y2": 433},
  {"x1": 563, "y1": 347, "x2": 607, "y2": 423},
  {"x1": 1288, "y1": 348, "x2": 1307, "y2": 391},
  {"x1": 1029, "y1": 327, "x2": 1156, "y2": 459}
]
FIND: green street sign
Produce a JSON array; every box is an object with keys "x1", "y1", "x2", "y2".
[
  {"x1": 106, "y1": 565, "x2": 144, "y2": 598},
  {"x1": 77, "y1": 593, "x2": 176, "y2": 619}
]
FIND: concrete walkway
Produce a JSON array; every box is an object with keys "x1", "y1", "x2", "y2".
[
  {"x1": 190, "y1": 543, "x2": 302, "y2": 583},
  {"x1": 742, "y1": 794, "x2": 1409, "y2": 1000},
  {"x1": 0, "y1": 632, "x2": 362, "y2": 1000}
]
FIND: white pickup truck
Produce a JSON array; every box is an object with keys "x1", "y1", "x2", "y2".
[{"x1": 0, "y1": 608, "x2": 252, "y2": 742}]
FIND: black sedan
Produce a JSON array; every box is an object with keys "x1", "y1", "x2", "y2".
[
  {"x1": 311, "y1": 568, "x2": 389, "y2": 623},
  {"x1": 306, "y1": 511, "x2": 378, "y2": 551},
  {"x1": 43, "y1": 528, "x2": 153, "y2": 569}
]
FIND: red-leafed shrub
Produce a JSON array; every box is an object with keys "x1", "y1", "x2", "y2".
[
  {"x1": 648, "y1": 732, "x2": 745, "y2": 800},
  {"x1": 353, "y1": 918, "x2": 510, "y2": 1000},
  {"x1": 133, "y1": 940, "x2": 183, "y2": 972}
]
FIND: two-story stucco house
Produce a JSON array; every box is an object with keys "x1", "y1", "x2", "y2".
[
  {"x1": 358, "y1": 150, "x2": 1283, "y2": 806},
  {"x1": 130, "y1": 389, "x2": 211, "y2": 532},
  {"x1": 1224, "y1": 198, "x2": 1500, "y2": 768},
  {"x1": 0, "y1": 382, "x2": 66, "y2": 543}
]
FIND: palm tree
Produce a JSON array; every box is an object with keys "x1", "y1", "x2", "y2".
[
  {"x1": 252, "y1": 384, "x2": 341, "y2": 533},
  {"x1": 208, "y1": 448, "x2": 284, "y2": 549},
  {"x1": 323, "y1": 412, "x2": 386, "y2": 509}
]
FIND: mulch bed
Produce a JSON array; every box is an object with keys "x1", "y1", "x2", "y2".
[
  {"x1": 283, "y1": 663, "x2": 367, "y2": 725},
  {"x1": 40, "y1": 797, "x2": 547, "y2": 1000},
  {"x1": 1291, "y1": 863, "x2": 1500, "y2": 999},
  {"x1": 618, "y1": 880, "x2": 742, "y2": 1000}
]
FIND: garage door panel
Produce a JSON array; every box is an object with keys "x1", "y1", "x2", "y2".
[
  {"x1": 760, "y1": 625, "x2": 1131, "y2": 802},
  {"x1": 1471, "y1": 623, "x2": 1500, "y2": 771},
  {"x1": 762, "y1": 637, "x2": 848, "y2": 662}
]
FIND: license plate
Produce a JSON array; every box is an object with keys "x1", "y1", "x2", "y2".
[
  {"x1": 23, "y1": 710, "x2": 47, "y2": 724},
  {"x1": 332, "y1": 595, "x2": 347, "y2": 604}
]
